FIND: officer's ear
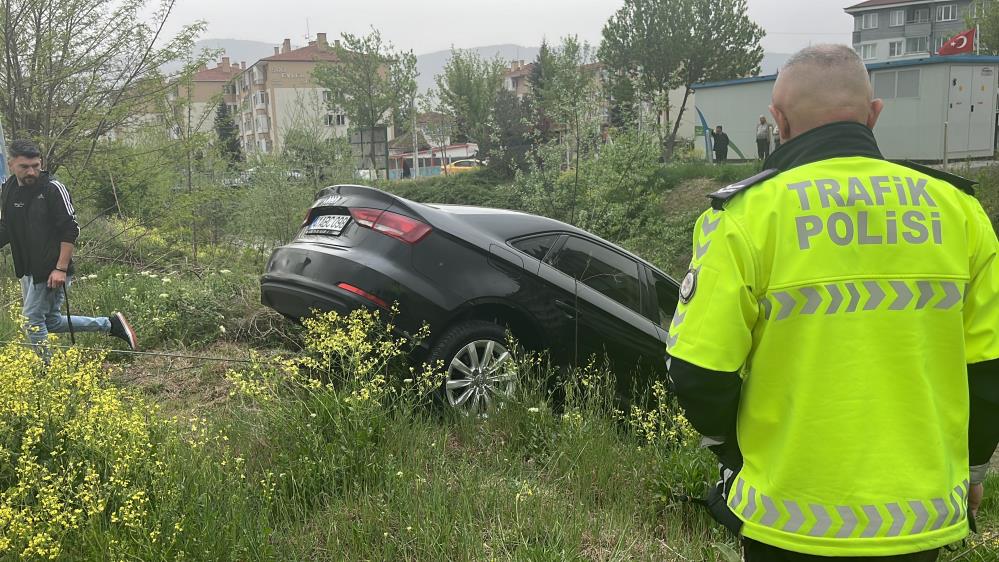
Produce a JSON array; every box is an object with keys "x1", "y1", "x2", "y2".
[
  {"x1": 769, "y1": 104, "x2": 790, "y2": 143},
  {"x1": 866, "y1": 98, "x2": 884, "y2": 129}
]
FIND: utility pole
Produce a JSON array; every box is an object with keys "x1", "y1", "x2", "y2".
[
  {"x1": 186, "y1": 81, "x2": 197, "y2": 264},
  {"x1": 412, "y1": 98, "x2": 419, "y2": 178}
]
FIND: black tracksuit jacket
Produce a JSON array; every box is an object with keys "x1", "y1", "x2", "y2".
[{"x1": 0, "y1": 173, "x2": 80, "y2": 281}]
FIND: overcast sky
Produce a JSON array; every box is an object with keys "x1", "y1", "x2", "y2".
[{"x1": 159, "y1": 0, "x2": 854, "y2": 55}]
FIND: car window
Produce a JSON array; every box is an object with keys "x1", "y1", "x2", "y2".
[
  {"x1": 549, "y1": 237, "x2": 641, "y2": 313},
  {"x1": 511, "y1": 234, "x2": 561, "y2": 261},
  {"x1": 650, "y1": 270, "x2": 679, "y2": 329}
]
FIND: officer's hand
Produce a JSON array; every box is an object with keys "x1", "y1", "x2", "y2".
[
  {"x1": 47, "y1": 269, "x2": 66, "y2": 289},
  {"x1": 970, "y1": 482, "x2": 984, "y2": 518}
]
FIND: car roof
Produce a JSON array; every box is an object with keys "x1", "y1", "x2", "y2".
[
  {"x1": 323, "y1": 185, "x2": 673, "y2": 280},
  {"x1": 422, "y1": 203, "x2": 671, "y2": 278}
]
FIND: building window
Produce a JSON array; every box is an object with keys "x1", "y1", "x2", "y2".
[
  {"x1": 934, "y1": 35, "x2": 949, "y2": 53},
  {"x1": 873, "y1": 70, "x2": 921, "y2": 100},
  {"x1": 889, "y1": 40, "x2": 904, "y2": 57},
  {"x1": 890, "y1": 9, "x2": 905, "y2": 26},
  {"x1": 255, "y1": 115, "x2": 270, "y2": 133},
  {"x1": 907, "y1": 7, "x2": 930, "y2": 23},
  {"x1": 857, "y1": 43, "x2": 877, "y2": 60},
  {"x1": 936, "y1": 4, "x2": 956, "y2": 21},
  {"x1": 905, "y1": 36, "x2": 929, "y2": 54},
  {"x1": 896, "y1": 69, "x2": 920, "y2": 98},
  {"x1": 861, "y1": 12, "x2": 879, "y2": 29},
  {"x1": 972, "y1": 1, "x2": 988, "y2": 19},
  {"x1": 873, "y1": 72, "x2": 897, "y2": 99},
  {"x1": 322, "y1": 90, "x2": 333, "y2": 103},
  {"x1": 253, "y1": 91, "x2": 269, "y2": 106},
  {"x1": 222, "y1": 84, "x2": 235, "y2": 95},
  {"x1": 324, "y1": 114, "x2": 347, "y2": 127}
]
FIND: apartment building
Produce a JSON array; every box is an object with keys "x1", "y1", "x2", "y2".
[
  {"x1": 234, "y1": 33, "x2": 350, "y2": 155},
  {"x1": 847, "y1": 0, "x2": 983, "y2": 63},
  {"x1": 502, "y1": 61, "x2": 535, "y2": 100},
  {"x1": 171, "y1": 56, "x2": 244, "y2": 136}
]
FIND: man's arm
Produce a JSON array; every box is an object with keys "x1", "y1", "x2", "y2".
[
  {"x1": 49, "y1": 179, "x2": 80, "y2": 245},
  {"x1": 964, "y1": 202, "x2": 999, "y2": 516},
  {"x1": 46, "y1": 180, "x2": 79, "y2": 288},
  {"x1": 666, "y1": 208, "x2": 759, "y2": 466},
  {"x1": 669, "y1": 357, "x2": 743, "y2": 468},
  {"x1": 0, "y1": 183, "x2": 9, "y2": 249},
  {"x1": 969, "y1": 359, "x2": 999, "y2": 474},
  {"x1": 969, "y1": 359, "x2": 998, "y2": 518}
]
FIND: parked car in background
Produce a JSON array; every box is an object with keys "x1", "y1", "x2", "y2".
[
  {"x1": 260, "y1": 184, "x2": 679, "y2": 413},
  {"x1": 442, "y1": 159, "x2": 484, "y2": 175}
]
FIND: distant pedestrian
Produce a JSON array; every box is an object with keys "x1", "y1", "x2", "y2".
[
  {"x1": 0, "y1": 139, "x2": 137, "y2": 359},
  {"x1": 402, "y1": 158, "x2": 412, "y2": 179},
  {"x1": 772, "y1": 125, "x2": 781, "y2": 151},
  {"x1": 711, "y1": 125, "x2": 730, "y2": 163},
  {"x1": 755, "y1": 115, "x2": 772, "y2": 160}
]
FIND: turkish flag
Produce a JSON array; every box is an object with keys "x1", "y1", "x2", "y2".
[{"x1": 937, "y1": 28, "x2": 976, "y2": 55}]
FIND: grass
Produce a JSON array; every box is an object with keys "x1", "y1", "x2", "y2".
[{"x1": 0, "y1": 159, "x2": 995, "y2": 560}]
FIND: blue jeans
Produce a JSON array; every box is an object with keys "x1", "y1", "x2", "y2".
[{"x1": 20, "y1": 275, "x2": 110, "y2": 349}]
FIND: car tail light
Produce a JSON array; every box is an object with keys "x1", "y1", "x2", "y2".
[
  {"x1": 337, "y1": 282, "x2": 389, "y2": 309},
  {"x1": 349, "y1": 208, "x2": 432, "y2": 244}
]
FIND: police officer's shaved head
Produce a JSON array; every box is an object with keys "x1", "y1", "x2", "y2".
[{"x1": 770, "y1": 44, "x2": 883, "y2": 143}]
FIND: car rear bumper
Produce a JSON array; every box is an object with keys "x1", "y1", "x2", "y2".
[
  {"x1": 260, "y1": 275, "x2": 378, "y2": 321},
  {"x1": 260, "y1": 243, "x2": 449, "y2": 343},
  {"x1": 260, "y1": 243, "x2": 394, "y2": 319}
]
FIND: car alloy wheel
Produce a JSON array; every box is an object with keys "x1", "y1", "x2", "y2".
[{"x1": 444, "y1": 339, "x2": 517, "y2": 414}]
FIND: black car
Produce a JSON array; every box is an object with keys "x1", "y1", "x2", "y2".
[{"x1": 261, "y1": 184, "x2": 680, "y2": 412}]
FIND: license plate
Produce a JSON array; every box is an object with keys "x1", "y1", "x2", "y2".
[{"x1": 307, "y1": 214, "x2": 351, "y2": 235}]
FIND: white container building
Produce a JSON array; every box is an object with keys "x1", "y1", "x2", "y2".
[{"x1": 692, "y1": 55, "x2": 999, "y2": 162}]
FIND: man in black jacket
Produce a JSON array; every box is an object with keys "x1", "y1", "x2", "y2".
[
  {"x1": 711, "y1": 125, "x2": 730, "y2": 163},
  {"x1": 0, "y1": 139, "x2": 137, "y2": 356}
]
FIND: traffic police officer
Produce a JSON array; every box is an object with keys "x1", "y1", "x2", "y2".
[{"x1": 667, "y1": 45, "x2": 999, "y2": 561}]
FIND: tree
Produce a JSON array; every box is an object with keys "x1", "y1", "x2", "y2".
[
  {"x1": 0, "y1": 0, "x2": 204, "y2": 171},
  {"x1": 600, "y1": 0, "x2": 764, "y2": 159},
  {"x1": 525, "y1": 40, "x2": 558, "y2": 143},
  {"x1": 971, "y1": 1, "x2": 999, "y2": 54},
  {"x1": 313, "y1": 28, "x2": 418, "y2": 179},
  {"x1": 278, "y1": 90, "x2": 355, "y2": 187},
  {"x1": 488, "y1": 89, "x2": 531, "y2": 176},
  {"x1": 435, "y1": 49, "x2": 506, "y2": 150},
  {"x1": 606, "y1": 73, "x2": 638, "y2": 130},
  {"x1": 214, "y1": 100, "x2": 242, "y2": 165},
  {"x1": 418, "y1": 95, "x2": 458, "y2": 176}
]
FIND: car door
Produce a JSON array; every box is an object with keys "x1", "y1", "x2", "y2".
[
  {"x1": 508, "y1": 233, "x2": 576, "y2": 366},
  {"x1": 545, "y1": 236, "x2": 665, "y2": 402}
]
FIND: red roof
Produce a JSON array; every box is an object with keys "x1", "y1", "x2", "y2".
[
  {"x1": 262, "y1": 43, "x2": 340, "y2": 63},
  {"x1": 193, "y1": 66, "x2": 239, "y2": 82},
  {"x1": 845, "y1": 0, "x2": 921, "y2": 11},
  {"x1": 503, "y1": 62, "x2": 535, "y2": 79}
]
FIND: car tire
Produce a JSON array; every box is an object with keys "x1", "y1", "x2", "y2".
[{"x1": 427, "y1": 320, "x2": 518, "y2": 414}]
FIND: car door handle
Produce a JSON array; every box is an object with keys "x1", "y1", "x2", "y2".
[{"x1": 554, "y1": 299, "x2": 576, "y2": 319}]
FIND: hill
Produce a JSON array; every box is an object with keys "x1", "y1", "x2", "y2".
[{"x1": 169, "y1": 39, "x2": 787, "y2": 92}]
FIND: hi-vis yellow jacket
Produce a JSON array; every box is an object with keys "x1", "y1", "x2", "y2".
[{"x1": 666, "y1": 122, "x2": 999, "y2": 557}]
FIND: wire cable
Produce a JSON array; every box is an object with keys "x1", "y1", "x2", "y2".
[{"x1": 0, "y1": 340, "x2": 266, "y2": 364}]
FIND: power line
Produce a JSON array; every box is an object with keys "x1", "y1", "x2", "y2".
[
  {"x1": 3, "y1": 340, "x2": 269, "y2": 364},
  {"x1": 766, "y1": 31, "x2": 853, "y2": 36}
]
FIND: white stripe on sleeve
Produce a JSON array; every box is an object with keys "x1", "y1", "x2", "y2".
[{"x1": 51, "y1": 179, "x2": 76, "y2": 215}]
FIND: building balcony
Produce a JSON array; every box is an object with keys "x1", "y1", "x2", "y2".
[{"x1": 904, "y1": 22, "x2": 931, "y2": 37}]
